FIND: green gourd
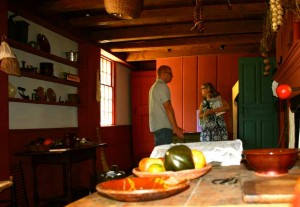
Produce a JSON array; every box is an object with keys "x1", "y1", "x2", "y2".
[{"x1": 164, "y1": 145, "x2": 195, "y2": 171}]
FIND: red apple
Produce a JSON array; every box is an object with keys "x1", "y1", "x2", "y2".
[{"x1": 276, "y1": 84, "x2": 292, "y2": 99}]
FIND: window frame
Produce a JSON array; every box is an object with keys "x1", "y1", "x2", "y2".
[{"x1": 100, "y1": 55, "x2": 115, "y2": 126}]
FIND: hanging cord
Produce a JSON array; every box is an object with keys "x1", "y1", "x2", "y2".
[
  {"x1": 1, "y1": 34, "x2": 7, "y2": 42},
  {"x1": 191, "y1": 0, "x2": 204, "y2": 32},
  {"x1": 226, "y1": 0, "x2": 232, "y2": 10}
]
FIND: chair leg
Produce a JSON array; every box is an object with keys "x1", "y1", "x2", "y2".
[{"x1": 10, "y1": 176, "x2": 17, "y2": 207}]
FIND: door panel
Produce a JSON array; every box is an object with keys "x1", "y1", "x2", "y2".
[
  {"x1": 183, "y1": 57, "x2": 197, "y2": 132},
  {"x1": 131, "y1": 71, "x2": 156, "y2": 164},
  {"x1": 238, "y1": 57, "x2": 278, "y2": 149}
]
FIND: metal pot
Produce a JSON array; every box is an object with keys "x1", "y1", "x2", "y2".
[{"x1": 65, "y1": 51, "x2": 78, "y2": 62}]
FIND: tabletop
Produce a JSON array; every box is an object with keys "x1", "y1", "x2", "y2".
[
  {"x1": 15, "y1": 142, "x2": 106, "y2": 156},
  {"x1": 65, "y1": 161, "x2": 300, "y2": 207}
]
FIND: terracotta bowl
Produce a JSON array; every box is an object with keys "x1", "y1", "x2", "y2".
[
  {"x1": 243, "y1": 148, "x2": 299, "y2": 176},
  {"x1": 96, "y1": 177, "x2": 189, "y2": 202}
]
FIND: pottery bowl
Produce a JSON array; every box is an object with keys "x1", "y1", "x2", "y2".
[{"x1": 243, "y1": 148, "x2": 299, "y2": 176}]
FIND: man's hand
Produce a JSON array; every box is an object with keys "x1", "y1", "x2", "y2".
[{"x1": 173, "y1": 126, "x2": 184, "y2": 139}]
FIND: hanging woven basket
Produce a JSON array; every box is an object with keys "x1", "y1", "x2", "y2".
[{"x1": 104, "y1": 0, "x2": 144, "y2": 20}]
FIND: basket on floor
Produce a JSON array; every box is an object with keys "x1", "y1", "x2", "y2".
[{"x1": 104, "y1": 0, "x2": 144, "y2": 19}]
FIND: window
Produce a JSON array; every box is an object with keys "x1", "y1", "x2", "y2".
[{"x1": 100, "y1": 56, "x2": 114, "y2": 126}]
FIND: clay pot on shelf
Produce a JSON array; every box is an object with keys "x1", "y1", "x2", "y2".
[
  {"x1": 40, "y1": 62, "x2": 53, "y2": 77},
  {"x1": 8, "y1": 82, "x2": 17, "y2": 98}
]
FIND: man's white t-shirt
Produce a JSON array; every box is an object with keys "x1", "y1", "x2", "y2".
[{"x1": 149, "y1": 79, "x2": 172, "y2": 132}]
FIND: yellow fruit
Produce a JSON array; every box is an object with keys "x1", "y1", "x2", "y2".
[
  {"x1": 138, "y1": 158, "x2": 164, "y2": 172},
  {"x1": 192, "y1": 150, "x2": 206, "y2": 169},
  {"x1": 147, "y1": 163, "x2": 165, "y2": 173}
]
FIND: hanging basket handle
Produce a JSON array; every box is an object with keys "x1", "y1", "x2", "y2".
[{"x1": 0, "y1": 41, "x2": 16, "y2": 60}]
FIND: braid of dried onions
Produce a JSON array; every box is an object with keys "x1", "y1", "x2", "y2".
[{"x1": 270, "y1": 0, "x2": 284, "y2": 32}]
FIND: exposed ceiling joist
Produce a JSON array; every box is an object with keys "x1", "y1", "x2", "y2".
[{"x1": 9, "y1": 0, "x2": 269, "y2": 63}]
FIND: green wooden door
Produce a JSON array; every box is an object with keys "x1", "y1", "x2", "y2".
[{"x1": 238, "y1": 57, "x2": 278, "y2": 149}]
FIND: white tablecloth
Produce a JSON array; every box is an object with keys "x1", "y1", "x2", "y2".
[{"x1": 150, "y1": 139, "x2": 243, "y2": 166}]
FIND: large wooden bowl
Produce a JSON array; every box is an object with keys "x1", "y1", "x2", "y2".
[
  {"x1": 243, "y1": 148, "x2": 299, "y2": 176},
  {"x1": 96, "y1": 177, "x2": 189, "y2": 202}
]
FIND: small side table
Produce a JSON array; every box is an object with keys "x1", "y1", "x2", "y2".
[{"x1": 16, "y1": 143, "x2": 106, "y2": 207}]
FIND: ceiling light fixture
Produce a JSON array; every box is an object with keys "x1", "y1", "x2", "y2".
[{"x1": 104, "y1": 0, "x2": 144, "y2": 20}]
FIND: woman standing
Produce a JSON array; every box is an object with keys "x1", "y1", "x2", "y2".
[{"x1": 198, "y1": 83, "x2": 230, "y2": 142}]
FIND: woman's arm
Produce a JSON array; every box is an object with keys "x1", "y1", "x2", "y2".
[
  {"x1": 212, "y1": 96, "x2": 230, "y2": 114},
  {"x1": 199, "y1": 102, "x2": 213, "y2": 119}
]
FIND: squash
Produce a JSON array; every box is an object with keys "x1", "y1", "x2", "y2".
[{"x1": 164, "y1": 145, "x2": 195, "y2": 171}]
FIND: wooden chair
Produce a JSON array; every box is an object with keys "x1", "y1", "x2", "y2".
[
  {"x1": 10, "y1": 163, "x2": 29, "y2": 207},
  {"x1": 0, "y1": 176, "x2": 16, "y2": 207},
  {"x1": 96, "y1": 127, "x2": 109, "y2": 172}
]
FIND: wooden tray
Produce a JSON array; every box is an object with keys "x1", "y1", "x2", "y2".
[{"x1": 242, "y1": 177, "x2": 298, "y2": 203}]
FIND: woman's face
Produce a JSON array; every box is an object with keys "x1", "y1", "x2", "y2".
[{"x1": 201, "y1": 85, "x2": 210, "y2": 96}]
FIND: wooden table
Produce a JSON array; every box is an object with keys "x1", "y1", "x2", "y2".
[
  {"x1": 16, "y1": 143, "x2": 106, "y2": 207},
  {"x1": 65, "y1": 161, "x2": 300, "y2": 207}
]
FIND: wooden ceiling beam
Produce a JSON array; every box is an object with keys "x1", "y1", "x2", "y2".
[
  {"x1": 91, "y1": 20, "x2": 262, "y2": 43},
  {"x1": 125, "y1": 43, "x2": 261, "y2": 61},
  {"x1": 39, "y1": 0, "x2": 105, "y2": 13},
  {"x1": 108, "y1": 33, "x2": 262, "y2": 52},
  {"x1": 38, "y1": 0, "x2": 195, "y2": 13},
  {"x1": 69, "y1": 3, "x2": 266, "y2": 28}
]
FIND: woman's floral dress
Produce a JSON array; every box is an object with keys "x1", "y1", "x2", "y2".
[{"x1": 199, "y1": 96, "x2": 228, "y2": 142}]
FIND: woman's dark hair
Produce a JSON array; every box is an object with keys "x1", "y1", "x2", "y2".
[{"x1": 202, "y1": 82, "x2": 220, "y2": 98}]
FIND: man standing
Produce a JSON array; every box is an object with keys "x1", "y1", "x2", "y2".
[{"x1": 149, "y1": 65, "x2": 184, "y2": 146}]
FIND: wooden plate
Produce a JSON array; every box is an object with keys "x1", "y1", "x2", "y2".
[
  {"x1": 36, "y1": 87, "x2": 47, "y2": 101},
  {"x1": 96, "y1": 176, "x2": 189, "y2": 202},
  {"x1": 46, "y1": 88, "x2": 56, "y2": 102},
  {"x1": 132, "y1": 164, "x2": 212, "y2": 180}
]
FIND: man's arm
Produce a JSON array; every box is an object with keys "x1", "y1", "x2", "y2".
[{"x1": 163, "y1": 100, "x2": 184, "y2": 138}]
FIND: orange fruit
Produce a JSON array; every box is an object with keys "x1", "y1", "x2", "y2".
[
  {"x1": 192, "y1": 150, "x2": 206, "y2": 169},
  {"x1": 147, "y1": 163, "x2": 165, "y2": 173},
  {"x1": 138, "y1": 158, "x2": 164, "y2": 172}
]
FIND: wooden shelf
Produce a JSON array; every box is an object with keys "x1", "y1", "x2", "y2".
[
  {"x1": 7, "y1": 39, "x2": 82, "y2": 68},
  {"x1": 20, "y1": 71, "x2": 81, "y2": 87},
  {"x1": 9, "y1": 98, "x2": 81, "y2": 107}
]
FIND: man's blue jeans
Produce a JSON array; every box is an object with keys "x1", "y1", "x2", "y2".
[{"x1": 153, "y1": 128, "x2": 173, "y2": 146}]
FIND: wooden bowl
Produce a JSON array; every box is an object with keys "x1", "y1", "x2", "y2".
[
  {"x1": 96, "y1": 177, "x2": 189, "y2": 202},
  {"x1": 132, "y1": 164, "x2": 212, "y2": 180},
  {"x1": 243, "y1": 148, "x2": 299, "y2": 176}
]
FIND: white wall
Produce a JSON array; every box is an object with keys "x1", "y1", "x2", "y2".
[
  {"x1": 115, "y1": 63, "x2": 131, "y2": 125},
  {"x1": 8, "y1": 13, "x2": 78, "y2": 129}
]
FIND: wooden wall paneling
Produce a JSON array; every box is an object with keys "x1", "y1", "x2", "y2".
[
  {"x1": 156, "y1": 59, "x2": 166, "y2": 67},
  {"x1": 131, "y1": 71, "x2": 156, "y2": 164},
  {"x1": 0, "y1": 0, "x2": 10, "y2": 182},
  {"x1": 78, "y1": 43, "x2": 100, "y2": 140},
  {"x1": 283, "y1": 11, "x2": 294, "y2": 62},
  {"x1": 162, "y1": 58, "x2": 183, "y2": 128},
  {"x1": 276, "y1": 26, "x2": 283, "y2": 67},
  {"x1": 197, "y1": 55, "x2": 217, "y2": 107},
  {"x1": 99, "y1": 125, "x2": 133, "y2": 172},
  {"x1": 293, "y1": 21, "x2": 300, "y2": 40},
  {"x1": 217, "y1": 54, "x2": 240, "y2": 139},
  {"x1": 182, "y1": 56, "x2": 197, "y2": 132}
]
